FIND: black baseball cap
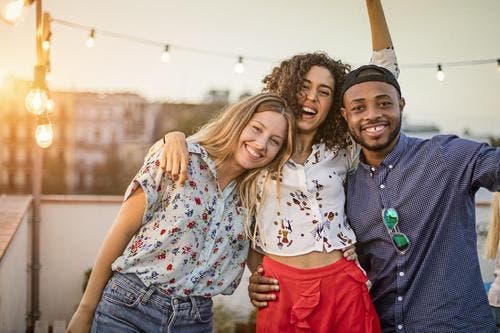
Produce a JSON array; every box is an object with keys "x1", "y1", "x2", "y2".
[{"x1": 341, "y1": 64, "x2": 401, "y2": 101}]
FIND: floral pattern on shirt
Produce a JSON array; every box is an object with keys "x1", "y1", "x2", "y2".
[{"x1": 112, "y1": 143, "x2": 248, "y2": 297}]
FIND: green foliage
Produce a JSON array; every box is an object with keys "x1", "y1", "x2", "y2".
[
  {"x1": 488, "y1": 136, "x2": 500, "y2": 147},
  {"x1": 83, "y1": 268, "x2": 92, "y2": 293},
  {"x1": 213, "y1": 302, "x2": 255, "y2": 333}
]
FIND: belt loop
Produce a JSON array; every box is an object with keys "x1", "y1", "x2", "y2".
[
  {"x1": 189, "y1": 296, "x2": 198, "y2": 317},
  {"x1": 141, "y1": 287, "x2": 155, "y2": 305}
]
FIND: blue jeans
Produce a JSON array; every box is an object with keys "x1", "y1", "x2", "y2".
[{"x1": 91, "y1": 272, "x2": 213, "y2": 333}]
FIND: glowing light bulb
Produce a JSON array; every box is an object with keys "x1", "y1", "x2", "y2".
[
  {"x1": 86, "y1": 29, "x2": 96, "y2": 48},
  {"x1": 42, "y1": 40, "x2": 50, "y2": 51},
  {"x1": 161, "y1": 45, "x2": 170, "y2": 63},
  {"x1": 436, "y1": 64, "x2": 445, "y2": 81},
  {"x1": 46, "y1": 98, "x2": 55, "y2": 113},
  {"x1": 35, "y1": 122, "x2": 53, "y2": 148},
  {"x1": 234, "y1": 56, "x2": 244, "y2": 74},
  {"x1": 1, "y1": 0, "x2": 25, "y2": 26},
  {"x1": 25, "y1": 88, "x2": 48, "y2": 115}
]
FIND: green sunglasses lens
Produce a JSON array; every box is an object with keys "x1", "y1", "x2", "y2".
[
  {"x1": 392, "y1": 233, "x2": 410, "y2": 251},
  {"x1": 383, "y1": 208, "x2": 399, "y2": 229}
]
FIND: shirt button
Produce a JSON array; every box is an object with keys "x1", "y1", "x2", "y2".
[
  {"x1": 397, "y1": 296, "x2": 403, "y2": 301},
  {"x1": 399, "y1": 271, "x2": 405, "y2": 277},
  {"x1": 397, "y1": 324, "x2": 403, "y2": 330},
  {"x1": 380, "y1": 184, "x2": 385, "y2": 189},
  {"x1": 389, "y1": 165, "x2": 393, "y2": 169}
]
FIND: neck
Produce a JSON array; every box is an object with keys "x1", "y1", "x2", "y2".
[
  {"x1": 216, "y1": 157, "x2": 244, "y2": 191},
  {"x1": 361, "y1": 134, "x2": 400, "y2": 167},
  {"x1": 292, "y1": 132, "x2": 316, "y2": 164}
]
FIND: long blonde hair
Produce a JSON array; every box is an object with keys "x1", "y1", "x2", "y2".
[
  {"x1": 190, "y1": 93, "x2": 296, "y2": 236},
  {"x1": 485, "y1": 192, "x2": 500, "y2": 259}
]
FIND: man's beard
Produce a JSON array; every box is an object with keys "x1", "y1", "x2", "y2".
[{"x1": 349, "y1": 114, "x2": 402, "y2": 152}]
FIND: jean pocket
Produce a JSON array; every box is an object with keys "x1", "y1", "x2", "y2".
[
  {"x1": 102, "y1": 277, "x2": 142, "y2": 308},
  {"x1": 194, "y1": 298, "x2": 213, "y2": 324}
]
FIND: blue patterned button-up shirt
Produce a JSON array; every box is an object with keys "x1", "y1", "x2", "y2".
[
  {"x1": 112, "y1": 143, "x2": 248, "y2": 298},
  {"x1": 346, "y1": 133, "x2": 499, "y2": 333}
]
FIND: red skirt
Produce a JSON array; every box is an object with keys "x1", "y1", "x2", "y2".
[{"x1": 256, "y1": 256, "x2": 381, "y2": 333}]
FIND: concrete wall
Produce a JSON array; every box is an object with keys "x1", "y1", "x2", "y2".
[
  {"x1": 0, "y1": 212, "x2": 29, "y2": 333},
  {"x1": 38, "y1": 196, "x2": 121, "y2": 322}
]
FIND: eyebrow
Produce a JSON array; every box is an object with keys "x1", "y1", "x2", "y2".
[
  {"x1": 349, "y1": 94, "x2": 393, "y2": 104},
  {"x1": 303, "y1": 79, "x2": 333, "y2": 92},
  {"x1": 252, "y1": 119, "x2": 285, "y2": 140}
]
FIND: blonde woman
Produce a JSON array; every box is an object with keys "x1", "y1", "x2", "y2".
[
  {"x1": 66, "y1": 93, "x2": 295, "y2": 333},
  {"x1": 486, "y1": 192, "x2": 500, "y2": 329}
]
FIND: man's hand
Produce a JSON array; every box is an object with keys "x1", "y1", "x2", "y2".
[
  {"x1": 248, "y1": 265, "x2": 279, "y2": 308},
  {"x1": 343, "y1": 244, "x2": 358, "y2": 261},
  {"x1": 159, "y1": 132, "x2": 188, "y2": 185}
]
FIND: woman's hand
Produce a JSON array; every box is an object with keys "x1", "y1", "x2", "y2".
[
  {"x1": 159, "y1": 131, "x2": 189, "y2": 185},
  {"x1": 66, "y1": 306, "x2": 94, "y2": 333}
]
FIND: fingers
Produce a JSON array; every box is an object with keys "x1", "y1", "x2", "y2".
[
  {"x1": 343, "y1": 244, "x2": 358, "y2": 261},
  {"x1": 159, "y1": 132, "x2": 189, "y2": 185},
  {"x1": 247, "y1": 268, "x2": 279, "y2": 308}
]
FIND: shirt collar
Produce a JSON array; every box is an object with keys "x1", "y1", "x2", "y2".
[
  {"x1": 187, "y1": 142, "x2": 236, "y2": 194},
  {"x1": 187, "y1": 142, "x2": 217, "y2": 176}
]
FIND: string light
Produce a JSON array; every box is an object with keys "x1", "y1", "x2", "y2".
[
  {"x1": 42, "y1": 39, "x2": 50, "y2": 50},
  {"x1": 25, "y1": 65, "x2": 49, "y2": 115},
  {"x1": 86, "y1": 28, "x2": 95, "y2": 48},
  {"x1": 0, "y1": 0, "x2": 27, "y2": 26},
  {"x1": 436, "y1": 64, "x2": 445, "y2": 81},
  {"x1": 47, "y1": 17, "x2": 500, "y2": 77},
  {"x1": 35, "y1": 113, "x2": 53, "y2": 148},
  {"x1": 234, "y1": 56, "x2": 244, "y2": 74},
  {"x1": 45, "y1": 93, "x2": 55, "y2": 113},
  {"x1": 161, "y1": 44, "x2": 170, "y2": 63}
]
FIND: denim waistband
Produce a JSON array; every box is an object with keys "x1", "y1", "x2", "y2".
[{"x1": 109, "y1": 272, "x2": 212, "y2": 311}]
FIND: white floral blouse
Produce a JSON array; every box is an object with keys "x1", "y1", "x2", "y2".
[
  {"x1": 112, "y1": 142, "x2": 248, "y2": 297},
  {"x1": 255, "y1": 143, "x2": 358, "y2": 256}
]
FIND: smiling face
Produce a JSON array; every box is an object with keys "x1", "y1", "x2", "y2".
[
  {"x1": 233, "y1": 110, "x2": 288, "y2": 171},
  {"x1": 341, "y1": 81, "x2": 405, "y2": 163},
  {"x1": 296, "y1": 65, "x2": 335, "y2": 136}
]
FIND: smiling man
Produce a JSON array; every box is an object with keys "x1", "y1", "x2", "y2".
[{"x1": 341, "y1": 64, "x2": 499, "y2": 332}]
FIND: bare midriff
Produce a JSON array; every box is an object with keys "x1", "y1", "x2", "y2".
[{"x1": 267, "y1": 249, "x2": 343, "y2": 269}]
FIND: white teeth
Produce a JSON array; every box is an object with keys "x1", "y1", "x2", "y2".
[
  {"x1": 246, "y1": 145, "x2": 261, "y2": 158},
  {"x1": 365, "y1": 125, "x2": 385, "y2": 132},
  {"x1": 302, "y1": 107, "x2": 316, "y2": 115}
]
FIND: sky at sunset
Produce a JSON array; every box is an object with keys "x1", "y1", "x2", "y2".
[{"x1": 0, "y1": 0, "x2": 499, "y2": 135}]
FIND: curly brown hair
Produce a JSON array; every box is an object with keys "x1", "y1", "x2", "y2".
[{"x1": 262, "y1": 52, "x2": 352, "y2": 150}]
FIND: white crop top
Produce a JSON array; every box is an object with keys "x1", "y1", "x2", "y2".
[{"x1": 254, "y1": 143, "x2": 358, "y2": 256}]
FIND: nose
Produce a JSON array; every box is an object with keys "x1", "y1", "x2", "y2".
[
  {"x1": 364, "y1": 104, "x2": 382, "y2": 120},
  {"x1": 306, "y1": 90, "x2": 317, "y2": 102},
  {"x1": 254, "y1": 135, "x2": 267, "y2": 152}
]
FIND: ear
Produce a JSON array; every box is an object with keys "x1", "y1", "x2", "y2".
[
  {"x1": 340, "y1": 106, "x2": 347, "y2": 121},
  {"x1": 399, "y1": 97, "x2": 406, "y2": 112}
]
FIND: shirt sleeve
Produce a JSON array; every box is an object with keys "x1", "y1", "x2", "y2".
[
  {"x1": 123, "y1": 144, "x2": 166, "y2": 225},
  {"x1": 370, "y1": 46, "x2": 400, "y2": 79},
  {"x1": 438, "y1": 135, "x2": 500, "y2": 193}
]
